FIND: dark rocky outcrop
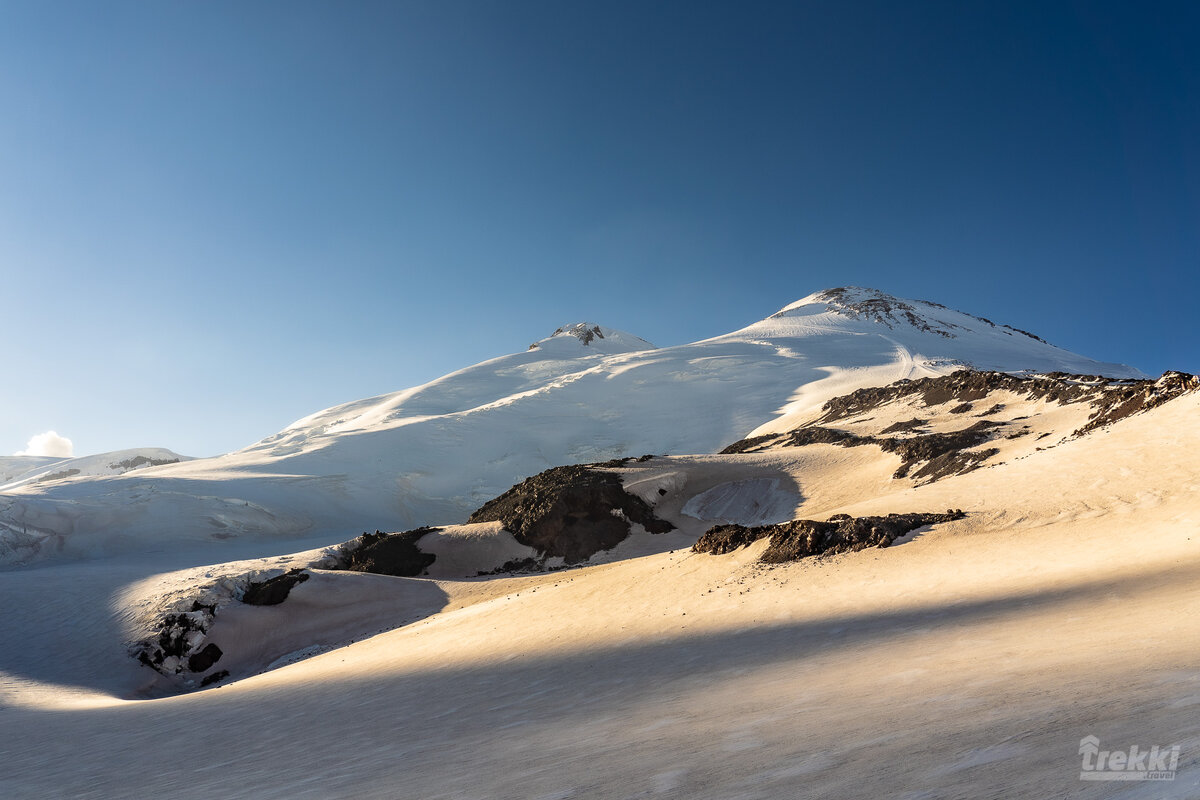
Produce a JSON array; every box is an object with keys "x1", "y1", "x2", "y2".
[
  {"x1": 241, "y1": 568, "x2": 311, "y2": 605},
  {"x1": 719, "y1": 435, "x2": 778, "y2": 455},
  {"x1": 592, "y1": 454, "x2": 658, "y2": 468},
  {"x1": 721, "y1": 421, "x2": 1002, "y2": 482},
  {"x1": 783, "y1": 427, "x2": 865, "y2": 447},
  {"x1": 876, "y1": 421, "x2": 1002, "y2": 479},
  {"x1": 468, "y1": 465, "x2": 673, "y2": 563},
  {"x1": 133, "y1": 567, "x2": 320, "y2": 686},
  {"x1": 530, "y1": 323, "x2": 612, "y2": 349},
  {"x1": 338, "y1": 529, "x2": 440, "y2": 577},
  {"x1": 108, "y1": 455, "x2": 180, "y2": 470},
  {"x1": 200, "y1": 670, "x2": 229, "y2": 687},
  {"x1": 475, "y1": 557, "x2": 544, "y2": 576},
  {"x1": 1074, "y1": 370, "x2": 1200, "y2": 435},
  {"x1": 554, "y1": 323, "x2": 605, "y2": 344},
  {"x1": 880, "y1": 418, "x2": 928, "y2": 434},
  {"x1": 724, "y1": 426, "x2": 872, "y2": 455},
  {"x1": 187, "y1": 643, "x2": 223, "y2": 673},
  {"x1": 36, "y1": 468, "x2": 80, "y2": 483},
  {"x1": 1002, "y1": 324, "x2": 1047, "y2": 343},
  {"x1": 693, "y1": 510, "x2": 966, "y2": 564},
  {"x1": 131, "y1": 601, "x2": 218, "y2": 681},
  {"x1": 907, "y1": 447, "x2": 1000, "y2": 482}
]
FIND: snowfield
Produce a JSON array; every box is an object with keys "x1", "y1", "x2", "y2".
[
  {"x1": 0, "y1": 288, "x2": 1142, "y2": 567},
  {"x1": 2, "y1": 288, "x2": 1195, "y2": 799}
]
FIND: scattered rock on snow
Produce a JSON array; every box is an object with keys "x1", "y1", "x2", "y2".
[
  {"x1": 810, "y1": 369, "x2": 1191, "y2": 429},
  {"x1": 200, "y1": 669, "x2": 229, "y2": 687},
  {"x1": 693, "y1": 510, "x2": 966, "y2": 563},
  {"x1": 722, "y1": 421, "x2": 1003, "y2": 482},
  {"x1": 877, "y1": 421, "x2": 1003, "y2": 479},
  {"x1": 553, "y1": 323, "x2": 606, "y2": 345},
  {"x1": 880, "y1": 418, "x2": 928, "y2": 434},
  {"x1": 718, "y1": 369, "x2": 1200, "y2": 481}
]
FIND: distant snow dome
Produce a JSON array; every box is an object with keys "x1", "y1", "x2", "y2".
[{"x1": 528, "y1": 323, "x2": 655, "y2": 354}]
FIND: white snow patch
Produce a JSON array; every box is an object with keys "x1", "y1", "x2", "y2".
[
  {"x1": 419, "y1": 522, "x2": 541, "y2": 578},
  {"x1": 680, "y1": 478, "x2": 799, "y2": 525}
]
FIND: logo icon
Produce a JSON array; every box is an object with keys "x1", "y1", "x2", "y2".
[{"x1": 1079, "y1": 735, "x2": 1179, "y2": 781}]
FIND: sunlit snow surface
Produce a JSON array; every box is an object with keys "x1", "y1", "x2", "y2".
[
  {"x1": 1, "y1": 375, "x2": 1197, "y2": 799},
  {"x1": 4, "y1": 289, "x2": 1198, "y2": 800},
  {"x1": 0, "y1": 290, "x2": 1142, "y2": 566}
]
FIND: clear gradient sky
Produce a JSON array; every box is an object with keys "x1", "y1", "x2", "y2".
[{"x1": 2, "y1": 1, "x2": 1197, "y2": 458}]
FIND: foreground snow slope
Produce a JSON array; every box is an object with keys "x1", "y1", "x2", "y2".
[
  {"x1": 0, "y1": 288, "x2": 1143, "y2": 565},
  {"x1": 1, "y1": 382, "x2": 1195, "y2": 799},
  {"x1": 111, "y1": 369, "x2": 1196, "y2": 693}
]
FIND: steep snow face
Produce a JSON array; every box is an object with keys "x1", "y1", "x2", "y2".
[
  {"x1": 773, "y1": 286, "x2": 1048, "y2": 341},
  {"x1": 739, "y1": 287, "x2": 1146, "y2": 435},
  {"x1": 0, "y1": 289, "x2": 1146, "y2": 565},
  {"x1": 749, "y1": 287, "x2": 1126, "y2": 369}
]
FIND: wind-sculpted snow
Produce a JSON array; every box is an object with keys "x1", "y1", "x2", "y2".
[
  {"x1": 679, "y1": 478, "x2": 797, "y2": 526},
  {"x1": 127, "y1": 542, "x2": 452, "y2": 691},
  {"x1": 0, "y1": 290, "x2": 1146, "y2": 566}
]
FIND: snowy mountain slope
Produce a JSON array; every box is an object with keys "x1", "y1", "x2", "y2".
[
  {"x1": 4, "y1": 380, "x2": 1197, "y2": 799},
  {"x1": 0, "y1": 292, "x2": 1191, "y2": 797},
  {"x1": 0, "y1": 447, "x2": 190, "y2": 492},
  {"x1": 0, "y1": 456, "x2": 61, "y2": 487},
  {"x1": 110, "y1": 367, "x2": 1197, "y2": 693},
  {"x1": 0, "y1": 289, "x2": 1144, "y2": 566}
]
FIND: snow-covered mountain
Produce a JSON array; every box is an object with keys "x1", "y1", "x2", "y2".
[
  {"x1": 0, "y1": 288, "x2": 1142, "y2": 565},
  {"x1": 3, "y1": 288, "x2": 1198, "y2": 800},
  {"x1": 0, "y1": 448, "x2": 190, "y2": 492},
  {"x1": 121, "y1": 366, "x2": 1198, "y2": 692}
]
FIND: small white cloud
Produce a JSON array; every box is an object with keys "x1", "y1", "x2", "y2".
[{"x1": 16, "y1": 431, "x2": 75, "y2": 458}]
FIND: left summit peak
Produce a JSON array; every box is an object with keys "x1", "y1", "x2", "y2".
[{"x1": 527, "y1": 323, "x2": 656, "y2": 353}]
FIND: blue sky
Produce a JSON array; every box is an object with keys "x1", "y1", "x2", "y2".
[{"x1": 2, "y1": 1, "x2": 1197, "y2": 458}]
